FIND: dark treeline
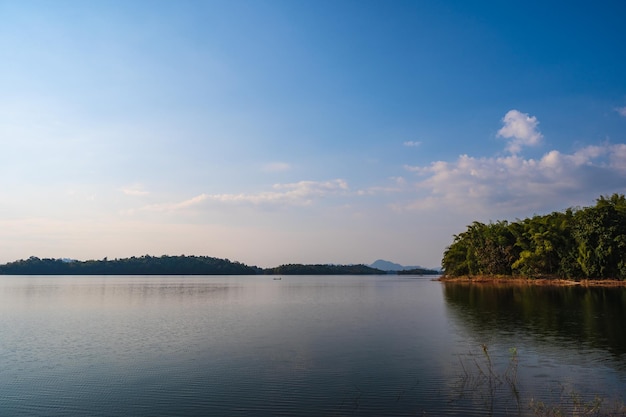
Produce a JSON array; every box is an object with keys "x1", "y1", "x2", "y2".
[
  {"x1": 0, "y1": 256, "x2": 391, "y2": 275},
  {"x1": 398, "y1": 268, "x2": 440, "y2": 275},
  {"x1": 0, "y1": 255, "x2": 262, "y2": 275},
  {"x1": 442, "y1": 194, "x2": 626, "y2": 280},
  {"x1": 264, "y1": 264, "x2": 385, "y2": 275}
]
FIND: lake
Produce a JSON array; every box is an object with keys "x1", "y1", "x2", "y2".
[{"x1": 1, "y1": 275, "x2": 625, "y2": 416}]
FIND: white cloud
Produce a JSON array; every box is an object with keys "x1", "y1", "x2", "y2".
[
  {"x1": 497, "y1": 109, "x2": 543, "y2": 154},
  {"x1": 356, "y1": 177, "x2": 407, "y2": 196},
  {"x1": 125, "y1": 179, "x2": 350, "y2": 216},
  {"x1": 207, "y1": 179, "x2": 349, "y2": 206},
  {"x1": 262, "y1": 162, "x2": 291, "y2": 172},
  {"x1": 609, "y1": 144, "x2": 626, "y2": 171},
  {"x1": 616, "y1": 106, "x2": 626, "y2": 117},
  {"x1": 403, "y1": 141, "x2": 422, "y2": 147},
  {"x1": 402, "y1": 144, "x2": 626, "y2": 216},
  {"x1": 132, "y1": 194, "x2": 208, "y2": 213},
  {"x1": 121, "y1": 185, "x2": 150, "y2": 196}
]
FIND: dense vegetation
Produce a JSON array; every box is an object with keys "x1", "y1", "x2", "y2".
[
  {"x1": 442, "y1": 194, "x2": 626, "y2": 280},
  {"x1": 0, "y1": 255, "x2": 262, "y2": 275},
  {"x1": 264, "y1": 264, "x2": 385, "y2": 275},
  {"x1": 0, "y1": 256, "x2": 392, "y2": 275},
  {"x1": 397, "y1": 268, "x2": 440, "y2": 275}
]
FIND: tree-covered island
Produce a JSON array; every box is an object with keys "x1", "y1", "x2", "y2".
[
  {"x1": 265, "y1": 264, "x2": 385, "y2": 275},
  {"x1": 0, "y1": 255, "x2": 262, "y2": 275},
  {"x1": 0, "y1": 256, "x2": 396, "y2": 275},
  {"x1": 397, "y1": 268, "x2": 440, "y2": 275},
  {"x1": 441, "y1": 194, "x2": 626, "y2": 282}
]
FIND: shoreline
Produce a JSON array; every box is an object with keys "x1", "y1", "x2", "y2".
[{"x1": 436, "y1": 275, "x2": 626, "y2": 287}]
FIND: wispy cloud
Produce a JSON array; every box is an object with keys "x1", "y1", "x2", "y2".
[
  {"x1": 132, "y1": 194, "x2": 208, "y2": 213},
  {"x1": 616, "y1": 106, "x2": 626, "y2": 117},
  {"x1": 497, "y1": 109, "x2": 543, "y2": 154},
  {"x1": 127, "y1": 179, "x2": 350, "y2": 215},
  {"x1": 356, "y1": 177, "x2": 407, "y2": 196},
  {"x1": 207, "y1": 179, "x2": 349, "y2": 206},
  {"x1": 121, "y1": 184, "x2": 150, "y2": 196},
  {"x1": 403, "y1": 141, "x2": 422, "y2": 147},
  {"x1": 262, "y1": 162, "x2": 292, "y2": 172}
]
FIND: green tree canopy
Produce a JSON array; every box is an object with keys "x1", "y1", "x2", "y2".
[{"x1": 442, "y1": 194, "x2": 626, "y2": 280}]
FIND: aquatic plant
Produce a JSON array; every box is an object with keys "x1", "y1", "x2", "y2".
[
  {"x1": 455, "y1": 344, "x2": 521, "y2": 416},
  {"x1": 456, "y1": 345, "x2": 626, "y2": 417}
]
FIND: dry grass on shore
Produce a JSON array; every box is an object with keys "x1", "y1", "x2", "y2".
[{"x1": 437, "y1": 275, "x2": 626, "y2": 287}]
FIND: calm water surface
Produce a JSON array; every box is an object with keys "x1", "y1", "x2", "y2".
[{"x1": 1, "y1": 275, "x2": 625, "y2": 416}]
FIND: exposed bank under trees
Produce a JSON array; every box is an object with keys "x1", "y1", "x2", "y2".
[{"x1": 442, "y1": 194, "x2": 626, "y2": 280}]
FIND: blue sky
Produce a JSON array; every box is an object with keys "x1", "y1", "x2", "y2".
[{"x1": 1, "y1": 1, "x2": 625, "y2": 268}]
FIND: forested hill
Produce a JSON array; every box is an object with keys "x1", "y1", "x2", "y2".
[
  {"x1": 397, "y1": 268, "x2": 440, "y2": 275},
  {"x1": 0, "y1": 255, "x2": 262, "y2": 275},
  {"x1": 442, "y1": 194, "x2": 626, "y2": 280},
  {"x1": 265, "y1": 264, "x2": 385, "y2": 275},
  {"x1": 0, "y1": 256, "x2": 387, "y2": 275}
]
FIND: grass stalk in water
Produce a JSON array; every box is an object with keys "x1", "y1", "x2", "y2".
[
  {"x1": 455, "y1": 344, "x2": 521, "y2": 416},
  {"x1": 456, "y1": 345, "x2": 625, "y2": 417}
]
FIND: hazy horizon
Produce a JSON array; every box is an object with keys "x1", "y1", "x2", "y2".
[
  {"x1": 2, "y1": 1, "x2": 625, "y2": 268},
  {"x1": 0, "y1": 254, "x2": 439, "y2": 271}
]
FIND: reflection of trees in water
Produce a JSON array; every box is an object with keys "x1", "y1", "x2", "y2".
[{"x1": 443, "y1": 283, "x2": 626, "y2": 358}]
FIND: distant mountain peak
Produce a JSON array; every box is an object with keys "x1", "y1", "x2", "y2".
[{"x1": 370, "y1": 259, "x2": 421, "y2": 271}]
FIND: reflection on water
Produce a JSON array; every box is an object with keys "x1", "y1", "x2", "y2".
[
  {"x1": 443, "y1": 283, "x2": 626, "y2": 360},
  {"x1": 0, "y1": 275, "x2": 456, "y2": 417},
  {"x1": 443, "y1": 282, "x2": 626, "y2": 415},
  {"x1": 1, "y1": 276, "x2": 625, "y2": 416}
]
